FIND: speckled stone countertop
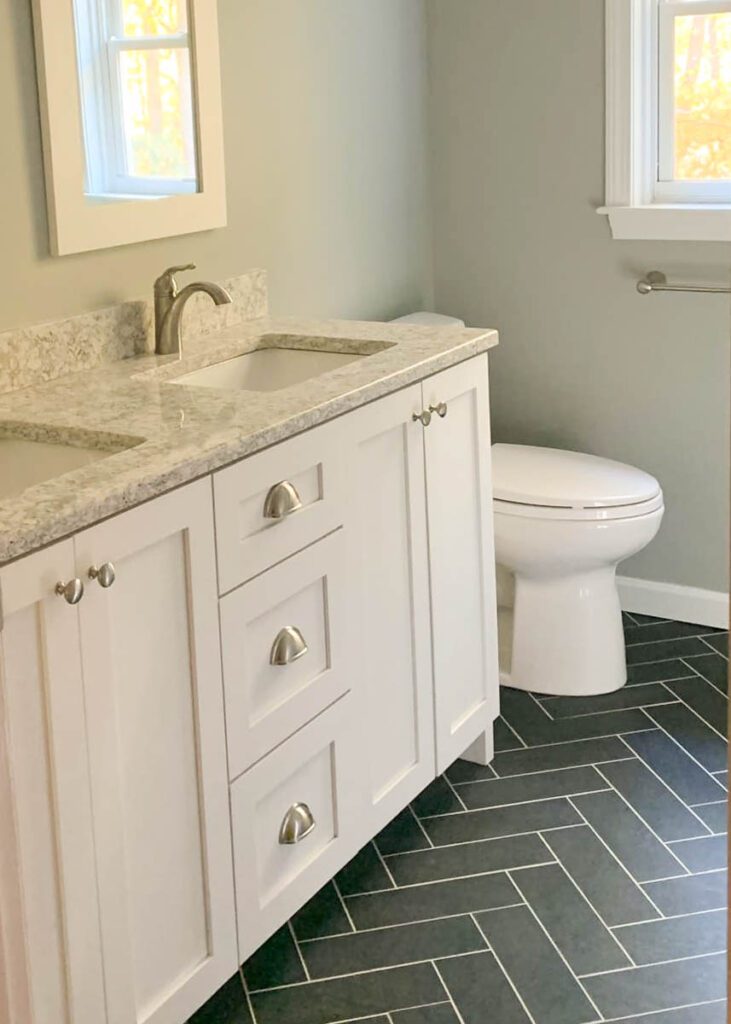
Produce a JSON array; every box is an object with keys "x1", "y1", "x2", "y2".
[{"x1": 0, "y1": 316, "x2": 498, "y2": 565}]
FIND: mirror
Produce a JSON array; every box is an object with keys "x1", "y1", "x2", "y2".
[{"x1": 31, "y1": 0, "x2": 226, "y2": 254}]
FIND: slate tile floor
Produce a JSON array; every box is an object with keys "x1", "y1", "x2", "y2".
[{"x1": 190, "y1": 614, "x2": 728, "y2": 1024}]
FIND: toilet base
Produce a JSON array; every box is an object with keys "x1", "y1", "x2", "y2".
[{"x1": 499, "y1": 568, "x2": 627, "y2": 696}]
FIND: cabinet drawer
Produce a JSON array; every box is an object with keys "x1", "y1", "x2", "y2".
[
  {"x1": 231, "y1": 695, "x2": 361, "y2": 960},
  {"x1": 213, "y1": 422, "x2": 345, "y2": 593},
  {"x1": 220, "y1": 531, "x2": 350, "y2": 778}
]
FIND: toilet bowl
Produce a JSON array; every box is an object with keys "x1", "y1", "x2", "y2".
[{"x1": 493, "y1": 444, "x2": 664, "y2": 696}]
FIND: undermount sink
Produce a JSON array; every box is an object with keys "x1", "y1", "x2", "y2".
[
  {"x1": 172, "y1": 346, "x2": 369, "y2": 393},
  {"x1": 0, "y1": 436, "x2": 137, "y2": 501}
]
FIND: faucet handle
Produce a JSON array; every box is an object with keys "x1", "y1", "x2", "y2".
[{"x1": 154, "y1": 264, "x2": 196, "y2": 296}]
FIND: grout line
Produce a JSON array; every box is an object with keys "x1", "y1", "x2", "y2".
[
  {"x1": 690, "y1": 799, "x2": 727, "y2": 808},
  {"x1": 299, "y1": 1001, "x2": 454, "y2": 1024},
  {"x1": 407, "y1": 803, "x2": 435, "y2": 849},
  {"x1": 237, "y1": 966, "x2": 260, "y2": 1024},
  {"x1": 469, "y1": 913, "x2": 539, "y2": 1024},
  {"x1": 431, "y1": 960, "x2": 468, "y2": 1024},
  {"x1": 678, "y1": 656, "x2": 728, "y2": 697},
  {"x1": 605, "y1": 998, "x2": 728, "y2": 1022},
  {"x1": 529, "y1": 691, "x2": 556, "y2": 721},
  {"x1": 304, "y1": 902, "x2": 527, "y2": 942},
  {"x1": 417, "y1": 785, "x2": 611, "y2": 819},
  {"x1": 624, "y1": 630, "x2": 724, "y2": 649},
  {"x1": 644, "y1": 699, "x2": 727, "y2": 751},
  {"x1": 454, "y1": 757, "x2": 638, "y2": 785},
  {"x1": 316, "y1": 863, "x2": 555, "y2": 896},
  {"x1": 498, "y1": 715, "x2": 529, "y2": 749},
  {"x1": 578, "y1": 948, "x2": 726, "y2": 979},
  {"x1": 383, "y1": 823, "x2": 586, "y2": 859},
  {"x1": 441, "y1": 771, "x2": 469, "y2": 812},
  {"x1": 494, "y1": 723, "x2": 658, "y2": 754},
  {"x1": 370, "y1": 839, "x2": 400, "y2": 890},
  {"x1": 331, "y1": 877, "x2": 357, "y2": 934},
  {"x1": 630, "y1": 710, "x2": 728, "y2": 787},
  {"x1": 612, "y1": 906, "x2": 727, "y2": 931},
  {"x1": 288, "y1": 920, "x2": 311, "y2": 982},
  {"x1": 699, "y1": 635, "x2": 728, "y2": 660}
]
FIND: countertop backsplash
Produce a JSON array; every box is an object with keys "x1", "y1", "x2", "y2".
[{"x1": 0, "y1": 268, "x2": 268, "y2": 395}]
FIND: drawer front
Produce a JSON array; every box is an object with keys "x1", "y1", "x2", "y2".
[
  {"x1": 231, "y1": 695, "x2": 361, "y2": 960},
  {"x1": 221, "y1": 530, "x2": 350, "y2": 778},
  {"x1": 213, "y1": 423, "x2": 345, "y2": 594}
]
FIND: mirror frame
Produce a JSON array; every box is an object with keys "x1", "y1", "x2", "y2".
[{"x1": 31, "y1": 0, "x2": 227, "y2": 255}]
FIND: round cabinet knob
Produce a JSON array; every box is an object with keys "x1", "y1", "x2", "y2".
[
  {"x1": 279, "y1": 802, "x2": 316, "y2": 845},
  {"x1": 270, "y1": 626, "x2": 309, "y2": 666},
  {"x1": 412, "y1": 410, "x2": 432, "y2": 427},
  {"x1": 263, "y1": 481, "x2": 303, "y2": 520},
  {"x1": 429, "y1": 402, "x2": 448, "y2": 419},
  {"x1": 55, "y1": 578, "x2": 84, "y2": 605},
  {"x1": 88, "y1": 562, "x2": 116, "y2": 588}
]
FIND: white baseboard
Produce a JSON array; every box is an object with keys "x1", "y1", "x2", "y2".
[{"x1": 617, "y1": 576, "x2": 729, "y2": 629}]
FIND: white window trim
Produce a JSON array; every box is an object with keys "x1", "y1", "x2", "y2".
[{"x1": 599, "y1": 0, "x2": 731, "y2": 241}]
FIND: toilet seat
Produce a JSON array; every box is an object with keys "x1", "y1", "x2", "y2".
[{"x1": 492, "y1": 444, "x2": 663, "y2": 522}]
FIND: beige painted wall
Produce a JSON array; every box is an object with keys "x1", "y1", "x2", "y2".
[
  {"x1": 0, "y1": 0, "x2": 432, "y2": 330},
  {"x1": 427, "y1": 0, "x2": 730, "y2": 592}
]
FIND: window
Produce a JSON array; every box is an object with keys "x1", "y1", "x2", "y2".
[
  {"x1": 602, "y1": 0, "x2": 731, "y2": 240},
  {"x1": 74, "y1": 0, "x2": 198, "y2": 198}
]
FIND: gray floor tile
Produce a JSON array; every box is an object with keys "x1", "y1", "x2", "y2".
[
  {"x1": 336, "y1": 843, "x2": 394, "y2": 897},
  {"x1": 300, "y1": 916, "x2": 485, "y2": 979},
  {"x1": 542, "y1": 825, "x2": 660, "y2": 926},
  {"x1": 455, "y1": 766, "x2": 608, "y2": 810},
  {"x1": 613, "y1": 908, "x2": 727, "y2": 965},
  {"x1": 684, "y1": 653, "x2": 728, "y2": 694},
  {"x1": 187, "y1": 976, "x2": 252, "y2": 1024},
  {"x1": 375, "y1": 808, "x2": 431, "y2": 856},
  {"x1": 385, "y1": 833, "x2": 551, "y2": 886},
  {"x1": 603, "y1": 1002, "x2": 727, "y2": 1024},
  {"x1": 667, "y1": 834, "x2": 727, "y2": 872},
  {"x1": 476, "y1": 905, "x2": 597, "y2": 1024},
  {"x1": 693, "y1": 802, "x2": 728, "y2": 834},
  {"x1": 582, "y1": 952, "x2": 726, "y2": 1019},
  {"x1": 243, "y1": 925, "x2": 306, "y2": 991},
  {"x1": 494, "y1": 716, "x2": 525, "y2": 751},
  {"x1": 345, "y1": 872, "x2": 519, "y2": 930},
  {"x1": 663, "y1": 677, "x2": 728, "y2": 736},
  {"x1": 501, "y1": 688, "x2": 653, "y2": 744},
  {"x1": 391, "y1": 1006, "x2": 459, "y2": 1024},
  {"x1": 542, "y1": 683, "x2": 675, "y2": 718},
  {"x1": 625, "y1": 637, "x2": 711, "y2": 665},
  {"x1": 445, "y1": 758, "x2": 496, "y2": 784},
  {"x1": 412, "y1": 777, "x2": 464, "y2": 817},
  {"x1": 250, "y1": 964, "x2": 446, "y2": 1024},
  {"x1": 292, "y1": 883, "x2": 353, "y2": 940},
  {"x1": 623, "y1": 730, "x2": 726, "y2": 806},
  {"x1": 714, "y1": 770, "x2": 728, "y2": 787},
  {"x1": 626, "y1": 660, "x2": 696, "y2": 685},
  {"x1": 510, "y1": 863, "x2": 630, "y2": 974},
  {"x1": 572, "y1": 790, "x2": 686, "y2": 882},
  {"x1": 493, "y1": 735, "x2": 631, "y2": 776},
  {"x1": 599, "y1": 759, "x2": 710, "y2": 841},
  {"x1": 645, "y1": 703, "x2": 727, "y2": 772},
  {"x1": 703, "y1": 633, "x2": 728, "y2": 657},
  {"x1": 624, "y1": 621, "x2": 723, "y2": 646},
  {"x1": 436, "y1": 951, "x2": 531, "y2": 1024},
  {"x1": 643, "y1": 870, "x2": 727, "y2": 915},
  {"x1": 422, "y1": 797, "x2": 580, "y2": 846}
]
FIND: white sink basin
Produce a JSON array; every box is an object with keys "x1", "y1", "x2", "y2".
[
  {"x1": 0, "y1": 437, "x2": 130, "y2": 501},
  {"x1": 172, "y1": 347, "x2": 366, "y2": 392}
]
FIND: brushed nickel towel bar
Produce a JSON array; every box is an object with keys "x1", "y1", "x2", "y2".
[{"x1": 637, "y1": 271, "x2": 731, "y2": 296}]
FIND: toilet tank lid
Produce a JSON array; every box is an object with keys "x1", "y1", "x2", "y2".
[
  {"x1": 492, "y1": 444, "x2": 662, "y2": 509},
  {"x1": 392, "y1": 311, "x2": 466, "y2": 328}
]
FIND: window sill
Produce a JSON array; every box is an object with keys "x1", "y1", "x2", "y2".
[{"x1": 598, "y1": 204, "x2": 731, "y2": 242}]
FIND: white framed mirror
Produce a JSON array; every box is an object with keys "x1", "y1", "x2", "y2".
[{"x1": 31, "y1": 0, "x2": 226, "y2": 255}]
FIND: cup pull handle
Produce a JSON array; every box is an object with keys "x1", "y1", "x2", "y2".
[
  {"x1": 263, "y1": 481, "x2": 303, "y2": 520},
  {"x1": 270, "y1": 626, "x2": 308, "y2": 666},
  {"x1": 279, "y1": 802, "x2": 316, "y2": 845}
]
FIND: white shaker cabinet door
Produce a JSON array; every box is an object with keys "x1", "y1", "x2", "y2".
[
  {"x1": 0, "y1": 542, "x2": 106, "y2": 1024},
  {"x1": 73, "y1": 479, "x2": 237, "y2": 1024},
  {"x1": 342, "y1": 384, "x2": 436, "y2": 839},
  {"x1": 422, "y1": 355, "x2": 500, "y2": 773}
]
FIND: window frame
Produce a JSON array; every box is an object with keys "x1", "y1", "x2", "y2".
[{"x1": 601, "y1": 0, "x2": 731, "y2": 240}]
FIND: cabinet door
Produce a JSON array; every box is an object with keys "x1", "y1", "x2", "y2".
[
  {"x1": 342, "y1": 385, "x2": 435, "y2": 839},
  {"x1": 0, "y1": 543, "x2": 106, "y2": 1024},
  {"x1": 422, "y1": 356, "x2": 500, "y2": 772},
  {"x1": 74, "y1": 480, "x2": 237, "y2": 1024}
]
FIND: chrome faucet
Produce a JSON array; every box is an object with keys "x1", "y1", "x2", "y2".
[{"x1": 154, "y1": 264, "x2": 232, "y2": 356}]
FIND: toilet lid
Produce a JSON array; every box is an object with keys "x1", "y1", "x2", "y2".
[{"x1": 492, "y1": 444, "x2": 661, "y2": 509}]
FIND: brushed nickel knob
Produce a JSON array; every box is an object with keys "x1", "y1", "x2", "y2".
[
  {"x1": 263, "y1": 481, "x2": 303, "y2": 520},
  {"x1": 55, "y1": 578, "x2": 84, "y2": 604},
  {"x1": 270, "y1": 626, "x2": 309, "y2": 666},
  {"x1": 412, "y1": 410, "x2": 432, "y2": 427},
  {"x1": 279, "y1": 802, "x2": 316, "y2": 845},
  {"x1": 429, "y1": 402, "x2": 448, "y2": 419},
  {"x1": 88, "y1": 562, "x2": 116, "y2": 588}
]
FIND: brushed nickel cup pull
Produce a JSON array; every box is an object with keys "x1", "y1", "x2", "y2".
[
  {"x1": 88, "y1": 562, "x2": 116, "y2": 588},
  {"x1": 55, "y1": 579, "x2": 84, "y2": 605},
  {"x1": 412, "y1": 410, "x2": 432, "y2": 427},
  {"x1": 270, "y1": 626, "x2": 308, "y2": 666},
  {"x1": 263, "y1": 481, "x2": 303, "y2": 520},
  {"x1": 279, "y1": 802, "x2": 316, "y2": 845},
  {"x1": 429, "y1": 402, "x2": 448, "y2": 419}
]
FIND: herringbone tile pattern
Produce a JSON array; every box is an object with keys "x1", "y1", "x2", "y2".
[{"x1": 191, "y1": 614, "x2": 728, "y2": 1024}]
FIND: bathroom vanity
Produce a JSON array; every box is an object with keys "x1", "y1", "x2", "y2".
[{"x1": 0, "y1": 309, "x2": 499, "y2": 1024}]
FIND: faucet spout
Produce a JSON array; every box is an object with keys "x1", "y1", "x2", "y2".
[{"x1": 156, "y1": 279, "x2": 232, "y2": 356}]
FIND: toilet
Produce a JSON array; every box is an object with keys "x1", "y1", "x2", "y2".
[
  {"x1": 493, "y1": 444, "x2": 663, "y2": 696},
  {"x1": 392, "y1": 312, "x2": 664, "y2": 698}
]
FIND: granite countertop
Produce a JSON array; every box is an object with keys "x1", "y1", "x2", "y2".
[{"x1": 0, "y1": 315, "x2": 498, "y2": 565}]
